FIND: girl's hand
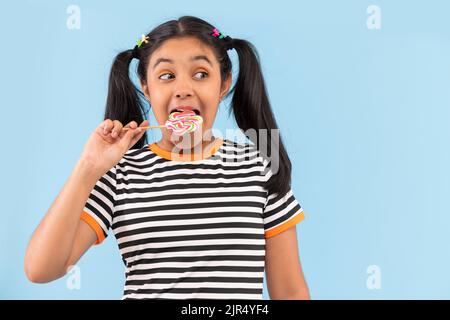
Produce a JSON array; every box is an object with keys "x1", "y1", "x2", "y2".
[{"x1": 79, "y1": 119, "x2": 149, "y2": 176}]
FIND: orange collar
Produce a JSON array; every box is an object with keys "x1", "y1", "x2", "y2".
[{"x1": 149, "y1": 138, "x2": 223, "y2": 161}]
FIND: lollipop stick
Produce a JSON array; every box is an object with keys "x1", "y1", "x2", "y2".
[{"x1": 122, "y1": 125, "x2": 165, "y2": 131}]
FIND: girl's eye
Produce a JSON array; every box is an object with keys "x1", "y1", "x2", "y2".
[
  {"x1": 194, "y1": 71, "x2": 208, "y2": 79},
  {"x1": 159, "y1": 73, "x2": 174, "y2": 80},
  {"x1": 158, "y1": 72, "x2": 208, "y2": 80}
]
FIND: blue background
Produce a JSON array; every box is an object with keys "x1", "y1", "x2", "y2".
[{"x1": 1, "y1": 0, "x2": 449, "y2": 299}]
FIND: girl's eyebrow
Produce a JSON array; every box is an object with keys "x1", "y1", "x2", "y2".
[{"x1": 152, "y1": 55, "x2": 212, "y2": 70}]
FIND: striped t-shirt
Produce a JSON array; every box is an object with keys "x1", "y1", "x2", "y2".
[{"x1": 81, "y1": 137, "x2": 305, "y2": 300}]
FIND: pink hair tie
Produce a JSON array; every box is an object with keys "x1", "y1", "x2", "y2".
[{"x1": 211, "y1": 27, "x2": 234, "y2": 51}]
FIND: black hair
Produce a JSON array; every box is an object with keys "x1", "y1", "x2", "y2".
[{"x1": 105, "y1": 15, "x2": 293, "y2": 196}]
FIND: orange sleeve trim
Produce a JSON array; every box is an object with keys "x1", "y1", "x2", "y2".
[
  {"x1": 265, "y1": 210, "x2": 305, "y2": 239},
  {"x1": 80, "y1": 211, "x2": 106, "y2": 245}
]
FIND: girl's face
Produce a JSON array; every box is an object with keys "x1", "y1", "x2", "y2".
[{"x1": 141, "y1": 36, "x2": 231, "y2": 150}]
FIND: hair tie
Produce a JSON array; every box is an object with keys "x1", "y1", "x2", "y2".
[
  {"x1": 132, "y1": 34, "x2": 150, "y2": 60},
  {"x1": 211, "y1": 28, "x2": 234, "y2": 51},
  {"x1": 131, "y1": 45, "x2": 140, "y2": 59}
]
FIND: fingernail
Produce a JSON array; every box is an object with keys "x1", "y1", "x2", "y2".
[{"x1": 112, "y1": 131, "x2": 117, "y2": 137}]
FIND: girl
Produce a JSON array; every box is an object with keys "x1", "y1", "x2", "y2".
[{"x1": 25, "y1": 16, "x2": 310, "y2": 300}]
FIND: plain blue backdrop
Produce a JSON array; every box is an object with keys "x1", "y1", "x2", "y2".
[{"x1": 1, "y1": 0, "x2": 449, "y2": 299}]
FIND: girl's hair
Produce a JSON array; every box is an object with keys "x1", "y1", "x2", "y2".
[{"x1": 105, "y1": 15, "x2": 292, "y2": 196}]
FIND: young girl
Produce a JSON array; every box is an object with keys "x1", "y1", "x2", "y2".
[{"x1": 25, "y1": 16, "x2": 309, "y2": 300}]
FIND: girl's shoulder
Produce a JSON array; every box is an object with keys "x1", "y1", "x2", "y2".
[
  {"x1": 221, "y1": 138, "x2": 266, "y2": 165},
  {"x1": 221, "y1": 138, "x2": 259, "y2": 155},
  {"x1": 122, "y1": 143, "x2": 152, "y2": 160}
]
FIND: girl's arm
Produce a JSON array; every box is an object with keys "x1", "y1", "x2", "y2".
[
  {"x1": 265, "y1": 226, "x2": 311, "y2": 299},
  {"x1": 24, "y1": 119, "x2": 147, "y2": 283},
  {"x1": 24, "y1": 158, "x2": 101, "y2": 283}
]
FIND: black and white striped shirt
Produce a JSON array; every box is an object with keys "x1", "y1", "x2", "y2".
[{"x1": 81, "y1": 138, "x2": 305, "y2": 299}]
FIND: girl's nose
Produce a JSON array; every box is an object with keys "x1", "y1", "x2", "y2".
[{"x1": 176, "y1": 92, "x2": 192, "y2": 98}]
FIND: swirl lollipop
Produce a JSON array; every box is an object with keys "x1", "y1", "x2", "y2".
[
  {"x1": 123, "y1": 110, "x2": 203, "y2": 136},
  {"x1": 164, "y1": 110, "x2": 203, "y2": 135}
]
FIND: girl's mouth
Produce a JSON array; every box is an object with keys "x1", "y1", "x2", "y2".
[{"x1": 169, "y1": 107, "x2": 201, "y2": 116}]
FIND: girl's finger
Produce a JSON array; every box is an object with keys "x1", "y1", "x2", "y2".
[
  {"x1": 123, "y1": 120, "x2": 148, "y2": 143},
  {"x1": 124, "y1": 121, "x2": 138, "y2": 129},
  {"x1": 111, "y1": 120, "x2": 123, "y2": 138},
  {"x1": 139, "y1": 120, "x2": 150, "y2": 128},
  {"x1": 118, "y1": 127, "x2": 136, "y2": 150},
  {"x1": 119, "y1": 121, "x2": 138, "y2": 139},
  {"x1": 129, "y1": 127, "x2": 146, "y2": 148},
  {"x1": 103, "y1": 119, "x2": 113, "y2": 135}
]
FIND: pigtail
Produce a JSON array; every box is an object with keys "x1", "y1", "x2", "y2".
[
  {"x1": 230, "y1": 39, "x2": 292, "y2": 197},
  {"x1": 104, "y1": 50, "x2": 148, "y2": 149}
]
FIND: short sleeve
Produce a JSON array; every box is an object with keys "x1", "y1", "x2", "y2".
[
  {"x1": 263, "y1": 187, "x2": 305, "y2": 238},
  {"x1": 261, "y1": 157, "x2": 305, "y2": 239},
  {"x1": 80, "y1": 165, "x2": 116, "y2": 245}
]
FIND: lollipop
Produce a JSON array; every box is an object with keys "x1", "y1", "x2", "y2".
[
  {"x1": 164, "y1": 110, "x2": 203, "y2": 135},
  {"x1": 122, "y1": 110, "x2": 203, "y2": 136}
]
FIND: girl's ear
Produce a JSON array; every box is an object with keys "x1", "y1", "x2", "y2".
[
  {"x1": 140, "y1": 80, "x2": 150, "y2": 100},
  {"x1": 220, "y1": 72, "x2": 232, "y2": 99}
]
